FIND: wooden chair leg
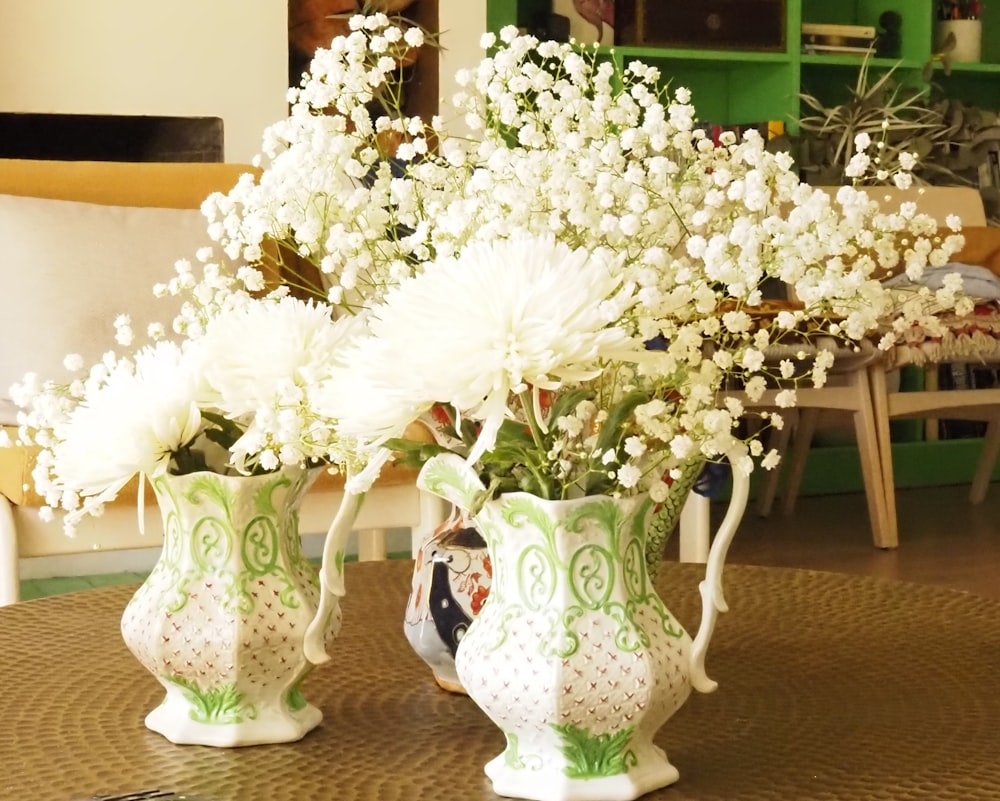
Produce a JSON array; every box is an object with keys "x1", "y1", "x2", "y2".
[
  {"x1": 971, "y1": 418, "x2": 1000, "y2": 504},
  {"x1": 0, "y1": 495, "x2": 20, "y2": 605},
  {"x1": 755, "y1": 418, "x2": 793, "y2": 518},
  {"x1": 780, "y1": 407, "x2": 819, "y2": 517},
  {"x1": 356, "y1": 528, "x2": 388, "y2": 561},
  {"x1": 411, "y1": 491, "x2": 449, "y2": 556},
  {"x1": 864, "y1": 365, "x2": 898, "y2": 549},
  {"x1": 678, "y1": 493, "x2": 710, "y2": 564}
]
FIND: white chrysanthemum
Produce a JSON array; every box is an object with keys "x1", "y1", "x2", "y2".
[
  {"x1": 328, "y1": 234, "x2": 648, "y2": 461},
  {"x1": 198, "y1": 296, "x2": 364, "y2": 468},
  {"x1": 49, "y1": 341, "x2": 203, "y2": 514},
  {"x1": 200, "y1": 296, "x2": 352, "y2": 417}
]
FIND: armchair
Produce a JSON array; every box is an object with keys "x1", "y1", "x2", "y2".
[{"x1": 0, "y1": 158, "x2": 446, "y2": 604}]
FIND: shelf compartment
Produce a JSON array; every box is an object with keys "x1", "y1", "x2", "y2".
[
  {"x1": 934, "y1": 61, "x2": 1000, "y2": 75},
  {"x1": 800, "y1": 54, "x2": 923, "y2": 70},
  {"x1": 611, "y1": 44, "x2": 791, "y2": 64},
  {"x1": 618, "y1": 54, "x2": 796, "y2": 127}
]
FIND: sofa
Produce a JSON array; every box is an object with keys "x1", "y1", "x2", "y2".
[{"x1": 0, "y1": 158, "x2": 444, "y2": 604}]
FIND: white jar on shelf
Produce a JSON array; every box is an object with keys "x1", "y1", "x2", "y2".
[{"x1": 936, "y1": 18, "x2": 982, "y2": 63}]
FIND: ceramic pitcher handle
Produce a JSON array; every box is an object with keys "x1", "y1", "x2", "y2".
[
  {"x1": 304, "y1": 487, "x2": 365, "y2": 665},
  {"x1": 688, "y1": 465, "x2": 750, "y2": 693}
]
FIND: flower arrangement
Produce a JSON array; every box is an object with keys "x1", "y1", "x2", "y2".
[
  {"x1": 9, "y1": 12, "x2": 969, "y2": 533},
  {"x1": 10, "y1": 293, "x2": 364, "y2": 533},
  {"x1": 299, "y1": 19, "x2": 964, "y2": 506}
]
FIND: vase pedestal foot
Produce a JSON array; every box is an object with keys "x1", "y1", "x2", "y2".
[
  {"x1": 483, "y1": 744, "x2": 680, "y2": 801},
  {"x1": 145, "y1": 697, "x2": 323, "y2": 747},
  {"x1": 433, "y1": 672, "x2": 468, "y2": 694}
]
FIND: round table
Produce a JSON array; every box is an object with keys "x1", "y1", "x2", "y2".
[{"x1": 2, "y1": 561, "x2": 998, "y2": 801}]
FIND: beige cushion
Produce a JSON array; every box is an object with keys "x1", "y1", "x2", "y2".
[
  {"x1": 0, "y1": 193, "x2": 211, "y2": 403},
  {"x1": 0, "y1": 159, "x2": 253, "y2": 209},
  {"x1": 815, "y1": 185, "x2": 988, "y2": 227},
  {"x1": 953, "y1": 226, "x2": 1000, "y2": 275}
]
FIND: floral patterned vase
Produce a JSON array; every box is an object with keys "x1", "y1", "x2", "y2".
[
  {"x1": 417, "y1": 453, "x2": 749, "y2": 801},
  {"x1": 404, "y1": 511, "x2": 492, "y2": 693},
  {"x1": 120, "y1": 466, "x2": 339, "y2": 747}
]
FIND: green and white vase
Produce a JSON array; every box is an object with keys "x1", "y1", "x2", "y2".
[
  {"x1": 120, "y1": 466, "x2": 339, "y2": 747},
  {"x1": 417, "y1": 453, "x2": 749, "y2": 801}
]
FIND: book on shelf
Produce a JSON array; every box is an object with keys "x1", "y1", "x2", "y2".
[
  {"x1": 801, "y1": 23, "x2": 877, "y2": 39},
  {"x1": 978, "y1": 158, "x2": 993, "y2": 190},
  {"x1": 802, "y1": 43, "x2": 874, "y2": 55},
  {"x1": 695, "y1": 120, "x2": 786, "y2": 147},
  {"x1": 935, "y1": 362, "x2": 998, "y2": 440},
  {"x1": 801, "y1": 21, "x2": 876, "y2": 54}
]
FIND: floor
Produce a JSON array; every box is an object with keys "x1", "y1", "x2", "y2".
[
  {"x1": 712, "y1": 482, "x2": 1000, "y2": 600},
  {"x1": 20, "y1": 484, "x2": 999, "y2": 602}
]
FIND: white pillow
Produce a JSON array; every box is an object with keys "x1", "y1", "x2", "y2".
[{"x1": 0, "y1": 193, "x2": 210, "y2": 404}]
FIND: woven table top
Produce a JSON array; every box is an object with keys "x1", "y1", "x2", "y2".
[{"x1": 2, "y1": 560, "x2": 998, "y2": 801}]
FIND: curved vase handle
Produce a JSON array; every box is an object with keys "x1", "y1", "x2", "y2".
[
  {"x1": 303, "y1": 485, "x2": 365, "y2": 665},
  {"x1": 416, "y1": 452, "x2": 487, "y2": 513},
  {"x1": 688, "y1": 465, "x2": 750, "y2": 694}
]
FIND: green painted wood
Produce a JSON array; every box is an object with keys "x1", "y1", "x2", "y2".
[
  {"x1": 487, "y1": 0, "x2": 1000, "y2": 134},
  {"x1": 20, "y1": 571, "x2": 148, "y2": 601},
  {"x1": 19, "y1": 553, "x2": 413, "y2": 601}
]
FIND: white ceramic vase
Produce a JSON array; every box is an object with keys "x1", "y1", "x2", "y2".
[
  {"x1": 120, "y1": 466, "x2": 339, "y2": 747},
  {"x1": 418, "y1": 453, "x2": 749, "y2": 801}
]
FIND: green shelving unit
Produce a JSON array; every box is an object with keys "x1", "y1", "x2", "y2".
[
  {"x1": 487, "y1": 0, "x2": 1000, "y2": 133},
  {"x1": 484, "y1": 0, "x2": 1000, "y2": 494}
]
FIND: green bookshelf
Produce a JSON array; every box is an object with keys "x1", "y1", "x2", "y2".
[{"x1": 487, "y1": 0, "x2": 1000, "y2": 133}]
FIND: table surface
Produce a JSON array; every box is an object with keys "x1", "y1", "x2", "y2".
[{"x1": 2, "y1": 560, "x2": 998, "y2": 801}]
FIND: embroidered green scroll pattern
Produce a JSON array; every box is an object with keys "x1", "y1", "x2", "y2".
[
  {"x1": 478, "y1": 494, "x2": 683, "y2": 658},
  {"x1": 144, "y1": 471, "x2": 315, "y2": 615}
]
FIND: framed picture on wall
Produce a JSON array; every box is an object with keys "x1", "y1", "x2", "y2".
[{"x1": 553, "y1": 0, "x2": 615, "y2": 45}]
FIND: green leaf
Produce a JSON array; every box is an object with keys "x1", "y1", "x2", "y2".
[
  {"x1": 582, "y1": 388, "x2": 653, "y2": 495},
  {"x1": 551, "y1": 722, "x2": 636, "y2": 779},
  {"x1": 593, "y1": 389, "x2": 651, "y2": 456},
  {"x1": 546, "y1": 387, "x2": 594, "y2": 424},
  {"x1": 382, "y1": 437, "x2": 451, "y2": 470},
  {"x1": 200, "y1": 410, "x2": 245, "y2": 451},
  {"x1": 166, "y1": 675, "x2": 255, "y2": 724},
  {"x1": 458, "y1": 416, "x2": 479, "y2": 447}
]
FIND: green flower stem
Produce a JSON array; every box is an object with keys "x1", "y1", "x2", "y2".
[
  {"x1": 516, "y1": 389, "x2": 555, "y2": 499},
  {"x1": 517, "y1": 389, "x2": 547, "y2": 452}
]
